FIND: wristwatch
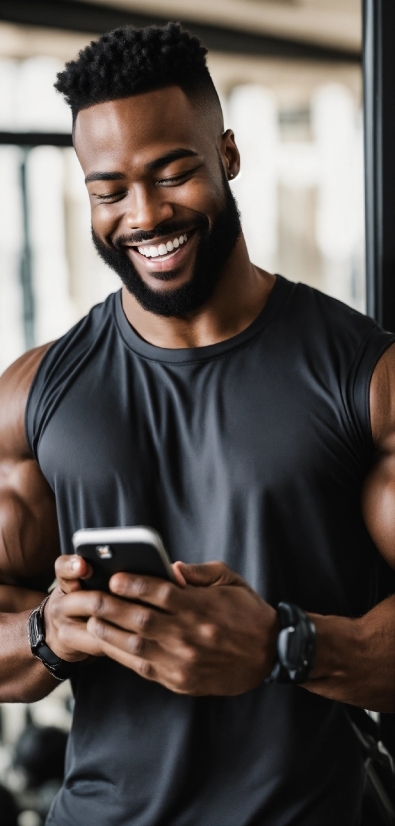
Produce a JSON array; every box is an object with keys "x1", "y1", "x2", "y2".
[
  {"x1": 265, "y1": 602, "x2": 316, "y2": 684},
  {"x1": 28, "y1": 595, "x2": 80, "y2": 682}
]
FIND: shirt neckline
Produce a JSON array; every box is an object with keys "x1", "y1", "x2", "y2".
[{"x1": 114, "y1": 274, "x2": 293, "y2": 364}]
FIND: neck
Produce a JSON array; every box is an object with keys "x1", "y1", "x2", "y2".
[{"x1": 121, "y1": 235, "x2": 276, "y2": 349}]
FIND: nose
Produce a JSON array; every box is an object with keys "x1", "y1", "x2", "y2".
[{"x1": 125, "y1": 184, "x2": 174, "y2": 231}]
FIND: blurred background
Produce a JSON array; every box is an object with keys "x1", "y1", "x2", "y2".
[
  {"x1": 0, "y1": 0, "x2": 363, "y2": 373},
  {"x1": 0, "y1": 1, "x2": 363, "y2": 823}
]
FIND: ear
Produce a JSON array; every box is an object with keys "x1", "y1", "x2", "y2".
[{"x1": 220, "y1": 129, "x2": 241, "y2": 182}]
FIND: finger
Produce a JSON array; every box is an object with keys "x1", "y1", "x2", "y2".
[
  {"x1": 109, "y1": 573, "x2": 181, "y2": 611},
  {"x1": 52, "y1": 590, "x2": 166, "y2": 641},
  {"x1": 55, "y1": 555, "x2": 93, "y2": 593},
  {"x1": 57, "y1": 622, "x2": 105, "y2": 659},
  {"x1": 87, "y1": 619, "x2": 158, "y2": 680},
  {"x1": 89, "y1": 592, "x2": 180, "y2": 641},
  {"x1": 50, "y1": 589, "x2": 111, "y2": 620},
  {"x1": 87, "y1": 623, "x2": 190, "y2": 694},
  {"x1": 176, "y1": 561, "x2": 244, "y2": 588},
  {"x1": 45, "y1": 601, "x2": 106, "y2": 659},
  {"x1": 172, "y1": 562, "x2": 187, "y2": 587},
  {"x1": 87, "y1": 616, "x2": 155, "y2": 657}
]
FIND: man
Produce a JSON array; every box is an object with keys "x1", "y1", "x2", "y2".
[{"x1": 0, "y1": 22, "x2": 394, "y2": 826}]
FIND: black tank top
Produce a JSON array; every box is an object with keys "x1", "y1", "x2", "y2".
[{"x1": 26, "y1": 275, "x2": 394, "y2": 826}]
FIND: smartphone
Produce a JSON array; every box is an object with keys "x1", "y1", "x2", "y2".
[{"x1": 72, "y1": 526, "x2": 174, "y2": 591}]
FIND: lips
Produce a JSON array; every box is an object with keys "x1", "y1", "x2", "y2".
[
  {"x1": 125, "y1": 229, "x2": 197, "y2": 274},
  {"x1": 137, "y1": 233, "x2": 188, "y2": 259}
]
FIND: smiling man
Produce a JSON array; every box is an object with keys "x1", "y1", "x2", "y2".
[{"x1": 0, "y1": 22, "x2": 395, "y2": 826}]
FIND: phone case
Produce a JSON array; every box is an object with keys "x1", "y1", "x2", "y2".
[{"x1": 72, "y1": 526, "x2": 174, "y2": 591}]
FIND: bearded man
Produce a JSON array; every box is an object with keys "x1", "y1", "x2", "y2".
[{"x1": 0, "y1": 22, "x2": 394, "y2": 826}]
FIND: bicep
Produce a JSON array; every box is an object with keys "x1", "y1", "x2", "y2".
[
  {"x1": 0, "y1": 457, "x2": 59, "y2": 588},
  {"x1": 0, "y1": 343, "x2": 59, "y2": 589},
  {"x1": 362, "y1": 456, "x2": 395, "y2": 569},
  {"x1": 364, "y1": 342, "x2": 395, "y2": 569}
]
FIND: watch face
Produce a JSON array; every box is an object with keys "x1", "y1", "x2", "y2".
[{"x1": 29, "y1": 608, "x2": 44, "y2": 653}]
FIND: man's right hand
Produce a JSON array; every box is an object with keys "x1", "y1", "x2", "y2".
[{"x1": 44, "y1": 555, "x2": 103, "y2": 663}]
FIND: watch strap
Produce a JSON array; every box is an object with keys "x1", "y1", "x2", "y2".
[
  {"x1": 28, "y1": 596, "x2": 80, "y2": 682},
  {"x1": 265, "y1": 602, "x2": 316, "y2": 684}
]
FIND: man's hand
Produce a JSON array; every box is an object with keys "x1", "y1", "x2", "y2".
[
  {"x1": 46, "y1": 557, "x2": 278, "y2": 695},
  {"x1": 44, "y1": 555, "x2": 103, "y2": 662}
]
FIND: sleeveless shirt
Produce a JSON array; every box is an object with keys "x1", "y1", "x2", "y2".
[{"x1": 26, "y1": 275, "x2": 394, "y2": 826}]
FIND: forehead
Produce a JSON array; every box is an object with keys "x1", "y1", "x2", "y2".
[{"x1": 74, "y1": 86, "x2": 209, "y2": 173}]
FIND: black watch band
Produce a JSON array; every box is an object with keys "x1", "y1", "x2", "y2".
[
  {"x1": 265, "y1": 602, "x2": 316, "y2": 684},
  {"x1": 28, "y1": 596, "x2": 80, "y2": 682}
]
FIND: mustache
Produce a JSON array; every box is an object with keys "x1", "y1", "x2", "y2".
[{"x1": 113, "y1": 217, "x2": 208, "y2": 249}]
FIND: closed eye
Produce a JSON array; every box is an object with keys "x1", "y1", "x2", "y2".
[
  {"x1": 156, "y1": 165, "x2": 202, "y2": 187},
  {"x1": 95, "y1": 191, "x2": 127, "y2": 202}
]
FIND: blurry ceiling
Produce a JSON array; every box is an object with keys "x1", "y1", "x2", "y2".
[
  {"x1": 78, "y1": 0, "x2": 361, "y2": 52},
  {"x1": 0, "y1": 0, "x2": 361, "y2": 56}
]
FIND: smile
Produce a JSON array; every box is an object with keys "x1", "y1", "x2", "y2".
[
  {"x1": 137, "y1": 233, "x2": 188, "y2": 260},
  {"x1": 124, "y1": 229, "x2": 197, "y2": 273}
]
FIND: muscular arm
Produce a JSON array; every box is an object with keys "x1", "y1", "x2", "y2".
[
  {"x1": 0, "y1": 344, "x2": 60, "y2": 701},
  {"x1": 304, "y1": 342, "x2": 395, "y2": 711}
]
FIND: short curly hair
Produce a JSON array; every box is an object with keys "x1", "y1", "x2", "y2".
[{"x1": 55, "y1": 22, "x2": 221, "y2": 124}]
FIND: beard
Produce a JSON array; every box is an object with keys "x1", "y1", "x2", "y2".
[{"x1": 92, "y1": 180, "x2": 242, "y2": 318}]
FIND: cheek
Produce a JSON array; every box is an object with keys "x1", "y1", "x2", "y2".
[
  {"x1": 91, "y1": 202, "x2": 124, "y2": 239},
  {"x1": 174, "y1": 177, "x2": 225, "y2": 225}
]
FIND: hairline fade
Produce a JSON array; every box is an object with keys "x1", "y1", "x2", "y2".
[{"x1": 55, "y1": 22, "x2": 223, "y2": 130}]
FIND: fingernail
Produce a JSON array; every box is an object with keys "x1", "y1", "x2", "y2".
[
  {"x1": 91, "y1": 619, "x2": 102, "y2": 636},
  {"x1": 110, "y1": 576, "x2": 123, "y2": 593},
  {"x1": 71, "y1": 558, "x2": 80, "y2": 572}
]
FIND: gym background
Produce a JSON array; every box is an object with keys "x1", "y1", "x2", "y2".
[{"x1": 0, "y1": 2, "x2": 366, "y2": 824}]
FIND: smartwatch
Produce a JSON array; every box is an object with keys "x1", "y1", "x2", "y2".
[
  {"x1": 28, "y1": 596, "x2": 80, "y2": 682},
  {"x1": 265, "y1": 602, "x2": 316, "y2": 684}
]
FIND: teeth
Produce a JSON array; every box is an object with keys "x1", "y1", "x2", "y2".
[{"x1": 137, "y1": 233, "x2": 188, "y2": 258}]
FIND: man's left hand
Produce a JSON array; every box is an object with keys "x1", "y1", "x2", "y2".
[{"x1": 84, "y1": 561, "x2": 278, "y2": 695}]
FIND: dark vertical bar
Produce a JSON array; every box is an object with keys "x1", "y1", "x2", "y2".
[
  {"x1": 19, "y1": 147, "x2": 35, "y2": 350},
  {"x1": 363, "y1": 0, "x2": 395, "y2": 329},
  {"x1": 363, "y1": 1, "x2": 395, "y2": 760}
]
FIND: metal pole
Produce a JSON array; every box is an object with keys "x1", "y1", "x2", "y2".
[
  {"x1": 363, "y1": 0, "x2": 395, "y2": 329},
  {"x1": 19, "y1": 148, "x2": 35, "y2": 350}
]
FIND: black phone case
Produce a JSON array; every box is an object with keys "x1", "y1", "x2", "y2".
[{"x1": 76, "y1": 541, "x2": 173, "y2": 591}]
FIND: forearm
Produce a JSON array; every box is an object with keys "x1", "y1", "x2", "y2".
[
  {"x1": 0, "y1": 584, "x2": 47, "y2": 612},
  {"x1": 0, "y1": 591, "x2": 58, "y2": 702},
  {"x1": 304, "y1": 594, "x2": 395, "y2": 712}
]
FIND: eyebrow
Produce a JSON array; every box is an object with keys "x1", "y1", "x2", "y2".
[
  {"x1": 85, "y1": 148, "x2": 199, "y2": 184},
  {"x1": 145, "y1": 148, "x2": 199, "y2": 171},
  {"x1": 85, "y1": 171, "x2": 125, "y2": 184}
]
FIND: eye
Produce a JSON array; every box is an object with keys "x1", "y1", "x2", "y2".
[
  {"x1": 94, "y1": 191, "x2": 127, "y2": 203},
  {"x1": 156, "y1": 165, "x2": 201, "y2": 187}
]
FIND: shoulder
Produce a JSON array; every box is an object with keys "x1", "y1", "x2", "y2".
[
  {"x1": 284, "y1": 281, "x2": 395, "y2": 451},
  {"x1": 26, "y1": 292, "x2": 118, "y2": 392},
  {"x1": 290, "y1": 281, "x2": 395, "y2": 375},
  {"x1": 32, "y1": 292, "x2": 118, "y2": 378},
  {"x1": 290, "y1": 281, "x2": 377, "y2": 342},
  {"x1": 370, "y1": 342, "x2": 395, "y2": 451},
  {"x1": 0, "y1": 343, "x2": 54, "y2": 459},
  {"x1": 24, "y1": 293, "x2": 119, "y2": 459}
]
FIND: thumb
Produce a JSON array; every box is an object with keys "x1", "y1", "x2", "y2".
[{"x1": 175, "y1": 561, "x2": 244, "y2": 588}]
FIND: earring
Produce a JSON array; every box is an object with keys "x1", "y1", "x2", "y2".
[{"x1": 229, "y1": 172, "x2": 234, "y2": 179}]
